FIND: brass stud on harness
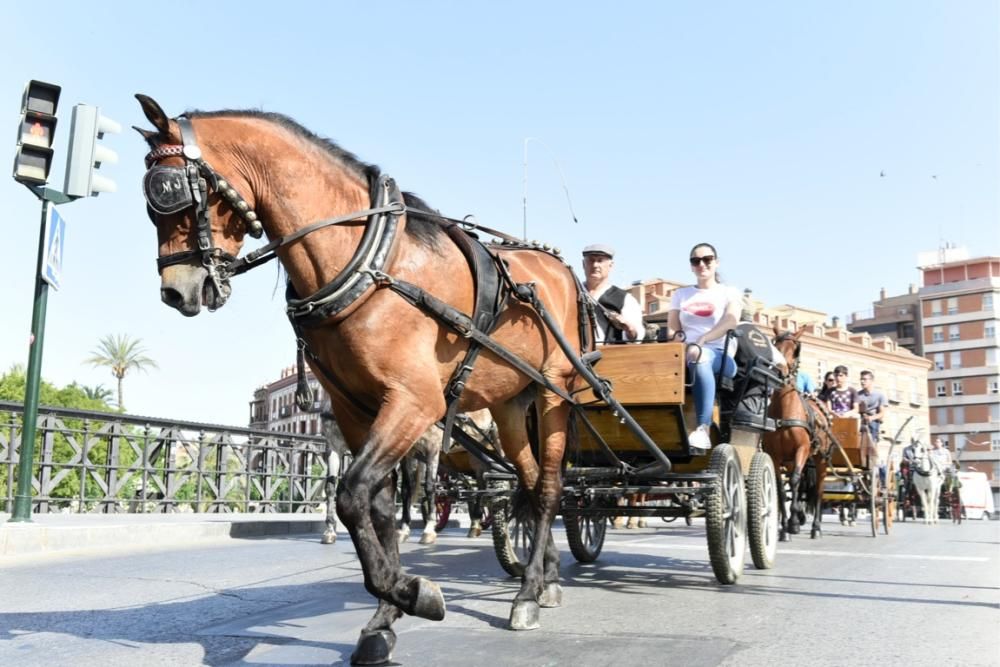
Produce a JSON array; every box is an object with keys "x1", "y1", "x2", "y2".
[
  {"x1": 235, "y1": 201, "x2": 249, "y2": 212},
  {"x1": 245, "y1": 211, "x2": 258, "y2": 222}
]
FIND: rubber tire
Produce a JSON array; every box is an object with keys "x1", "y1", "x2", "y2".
[
  {"x1": 746, "y1": 451, "x2": 778, "y2": 570},
  {"x1": 564, "y1": 510, "x2": 606, "y2": 563},
  {"x1": 491, "y1": 487, "x2": 533, "y2": 578},
  {"x1": 705, "y1": 444, "x2": 747, "y2": 585}
]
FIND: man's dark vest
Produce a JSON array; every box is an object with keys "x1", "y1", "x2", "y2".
[{"x1": 596, "y1": 285, "x2": 628, "y2": 343}]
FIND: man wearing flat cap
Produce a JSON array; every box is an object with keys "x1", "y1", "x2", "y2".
[{"x1": 582, "y1": 244, "x2": 644, "y2": 343}]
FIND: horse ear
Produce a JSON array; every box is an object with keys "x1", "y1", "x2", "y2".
[
  {"x1": 772, "y1": 323, "x2": 781, "y2": 338},
  {"x1": 135, "y1": 94, "x2": 171, "y2": 135},
  {"x1": 793, "y1": 329, "x2": 805, "y2": 341},
  {"x1": 132, "y1": 126, "x2": 157, "y2": 142}
]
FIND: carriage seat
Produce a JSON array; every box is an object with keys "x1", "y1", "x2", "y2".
[{"x1": 720, "y1": 324, "x2": 786, "y2": 432}]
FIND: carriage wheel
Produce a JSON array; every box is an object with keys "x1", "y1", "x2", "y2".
[
  {"x1": 746, "y1": 452, "x2": 778, "y2": 570},
  {"x1": 868, "y1": 472, "x2": 878, "y2": 538},
  {"x1": 882, "y1": 474, "x2": 895, "y2": 535},
  {"x1": 563, "y1": 508, "x2": 607, "y2": 563},
  {"x1": 490, "y1": 483, "x2": 533, "y2": 578},
  {"x1": 705, "y1": 444, "x2": 747, "y2": 585},
  {"x1": 434, "y1": 494, "x2": 452, "y2": 533}
]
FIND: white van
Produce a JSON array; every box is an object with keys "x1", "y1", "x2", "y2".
[{"x1": 957, "y1": 471, "x2": 995, "y2": 520}]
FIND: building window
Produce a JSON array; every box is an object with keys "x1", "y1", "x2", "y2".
[
  {"x1": 933, "y1": 353, "x2": 945, "y2": 371},
  {"x1": 989, "y1": 379, "x2": 999, "y2": 394},
  {"x1": 984, "y1": 293, "x2": 994, "y2": 310},
  {"x1": 935, "y1": 382, "x2": 946, "y2": 397},
  {"x1": 932, "y1": 327, "x2": 944, "y2": 342},
  {"x1": 987, "y1": 349, "x2": 998, "y2": 366},
  {"x1": 900, "y1": 323, "x2": 914, "y2": 338},
  {"x1": 897, "y1": 306, "x2": 910, "y2": 315},
  {"x1": 950, "y1": 351, "x2": 962, "y2": 369},
  {"x1": 948, "y1": 324, "x2": 960, "y2": 341},
  {"x1": 947, "y1": 297, "x2": 958, "y2": 315},
  {"x1": 648, "y1": 302, "x2": 659, "y2": 314},
  {"x1": 952, "y1": 406, "x2": 964, "y2": 423},
  {"x1": 935, "y1": 407, "x2": 947, "y2": 424},
  {"x1": 986, "y1": 322, "x2": 996, "y2": 338},
  {"x1": 952, "y1": 381, "x2": 963, "y2": 396},
  {"x1": 930, "y1": 299, "x2": 942, "y2": 315}
]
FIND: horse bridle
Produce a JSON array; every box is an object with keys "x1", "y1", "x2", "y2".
[
  {"x1": 143, "y1": 116, "x2": 265, "y2": 307},
  {"x1": 772, "y1": 332, "x2": 801, "y2": 386}
]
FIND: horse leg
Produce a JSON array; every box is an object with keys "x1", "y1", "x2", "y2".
[
  {"x1": 419, "y1": 448, "x2": 440, "y2": 544},
  {"x1": 810, "y1": 460, "x2": 826, "y2": 539},
  {"x1": 322, "y1": 448, "x2": 340, "y2": 544},
  {"x1": 787, "y1": 468, "x2": 802, "y2": 535},
  {"x1": 336, "y1": 403, "x2": 447, "y2": 626},
  {"x1": 467, "y1": 475, "x2": 484, "y2": 538},
  {"x1": 397, "y1": 459, "x2": 413, "y2": 543},
  {"x1": 352, "y1": 471, "x2": 416, "y2": 665}
]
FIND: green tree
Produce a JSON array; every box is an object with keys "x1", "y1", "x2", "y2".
[{"x1": 84, "y1": 334, "x2": 158, "y2": 412}]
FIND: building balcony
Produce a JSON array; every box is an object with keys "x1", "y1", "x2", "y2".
[
  {"x1": 928, "y1": 365, "x2": 999, "y2": 380},
  {"x1": 923, "y1": 338, "x2": 996, "y2": 353},
  {"x1": 928, "y1": 394, "x2": 1000, "y2": 407},
  {"x1": 921, "y1": 310, "x2": 995, "y2": 327}
]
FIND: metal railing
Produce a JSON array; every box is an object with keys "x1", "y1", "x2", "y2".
[{"x1": 0, "y1": 400, "x2": 332, "y2": 515}]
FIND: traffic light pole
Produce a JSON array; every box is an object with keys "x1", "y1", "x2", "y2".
[{"x1": 9, "y1": 188, "x2": 73, "y2": 523}]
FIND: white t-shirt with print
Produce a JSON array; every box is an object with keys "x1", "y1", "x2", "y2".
[{"x1": 670, "y1": 283, "x2": 741, "y2": 354}]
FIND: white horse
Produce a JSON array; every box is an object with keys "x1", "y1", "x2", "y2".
[
  {"x1": 320, "y1": 408, "x2": 350, "y2": 544},
  {"x1": 910, "y1": 439, "x2": 944, "y2": 524},
  {"x1": 398, "y1": 408, "x2": 498, "y2": 545}
]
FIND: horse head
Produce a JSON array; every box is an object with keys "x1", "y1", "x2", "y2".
[
  {"x1": 770, "y1": 325, "x2": 803, "y2": 378},
  {"x1": 134, "y1": 95, "x2": 268, "y2": 315}
]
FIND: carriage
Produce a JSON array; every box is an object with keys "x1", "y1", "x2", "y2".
[
  {"x1": 821, "y1": 417, "x2": 905, "y2": 536},
  {"x1": 444, "y1": 335, "x2": 783, "y2": 585}
]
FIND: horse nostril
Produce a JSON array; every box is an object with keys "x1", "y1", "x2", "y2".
[{"x1": 161, "y1": 287, "x2": 184, "y2": 309}]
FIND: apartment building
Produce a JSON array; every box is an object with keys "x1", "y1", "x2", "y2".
[
  {"x1": 633, "y1": 278, "x2": 932, "y2": 463},
  {"x1": 248, "y1": 365, "x2": 329, "y2": 434},
  {"x1": 851, "y1": 250, "x2": 1000, "y2": 503}
]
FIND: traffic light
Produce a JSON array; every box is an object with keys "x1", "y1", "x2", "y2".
[
  {"x1": 64, "y1": 103, "x2": 121, "y2": 197},
  {"x1": 12, "y1": 80, "x2": 61, "y2": 185}
]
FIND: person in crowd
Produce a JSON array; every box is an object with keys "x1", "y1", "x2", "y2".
[
  {"x1": 826, "y1": 365, "x2": 859, "y2": 416},
  {"x1": 817, "y1": 371, "x2": 836, "y2": 403},
  {"x1": 796, "y1": 371, "x2": 816, "y2": 395},
  {"x1": 930, "y1": 437, "x2": 953, "y2": 471},
  {"x1": 582, "y1": 244, "x2": 644, "y2": 344},
  {"x1": 857, "y1": 370, "x2": 888, "y2": 443},
  {"x1": 667, "y1": 242, "x2": 741, "y2": 453}
]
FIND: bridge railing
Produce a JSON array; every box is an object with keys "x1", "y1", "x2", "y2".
[{"x1": 0, "y1": 400, "x2": 332, "y2": 514}]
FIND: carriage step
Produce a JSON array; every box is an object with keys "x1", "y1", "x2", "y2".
[{"x1": 581, "y1": 350, "x2": 603, "y2": 367}]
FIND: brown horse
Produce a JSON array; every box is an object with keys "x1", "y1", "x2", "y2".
[
  {"x1": 763, "y1": 327, "x2": 832, "y2": 540},
  {"x1": 135, "y1": 96, "x2": 587, "y2": 664}
]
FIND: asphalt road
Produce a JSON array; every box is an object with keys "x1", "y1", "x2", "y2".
[{"x1": 1, "y1": 515, "x2": 997, "y2": 667}]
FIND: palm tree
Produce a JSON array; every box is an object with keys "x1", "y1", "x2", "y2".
[
  {"x1": 85, "y1": 335, "x2": 158, "y2": 412},
  {"x1": 82, "y1": 384, "x2": 114, "y2": 404}
]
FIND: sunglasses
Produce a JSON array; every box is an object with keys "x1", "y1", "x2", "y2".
[
  {"x1": 825, "y1": 379, "x2": 835, "y2": 384},
  {"x1": 689, "y1": 255, "x2": 715, "y2": 266}
]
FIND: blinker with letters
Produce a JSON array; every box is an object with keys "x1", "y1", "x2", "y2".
[{"x1": 143, "y1": 165, "x2": 193, "y2": 215}]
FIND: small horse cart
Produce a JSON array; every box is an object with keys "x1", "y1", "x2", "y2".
[
  {"x1": 469, "y1": 336, "x2": 782, "y2": 585},
  {"x1": 821, "y1": 417, "x2": 910, "y2": 536}
]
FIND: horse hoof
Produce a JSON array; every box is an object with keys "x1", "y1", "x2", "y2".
[
  {"x1": 810, "y1": 528, "x2": 821, "y2": 539},
  {"x1": 538, "y1": 583, "x2": 562, "y2": 608},
  {"x1": 467, "y1": 525, "x2": 482, "y2": 538},
  {"x1": 320, "y1": 531, "x2": 336, "y2": 545},
  {"x1": 509, "y1": 600, "x2": 540, "y2": 631},
  {"x1": 779, "y1": 530, "x2": 790, "y2": 542},
  {"x1": 637, "y1": 518, "x2": 648, "y2": 528},
  {"x1": 350, "y1": 629, "x2": 396, "y2": 666},
  {"x1": 397, "y1": 526, "x2": 411, "y2": 543},
  {"x1": 787, "y1": 524, "x2": 800, "y2": 535},
  {"x1": 848, "y1": 520, "x2": 856, "y2": 527},
  {"x1": 410, "y1": 577, "x2": 446, "y2": 621},
  {"x1": 419, "y1": 531, "x2": 437, "y2": 545}
]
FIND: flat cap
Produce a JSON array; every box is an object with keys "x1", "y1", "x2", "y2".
[{"x1": 582, "y1": 244, "x2": 615, "y2": 258}]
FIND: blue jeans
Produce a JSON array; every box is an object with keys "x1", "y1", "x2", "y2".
[{"x1": 689, "y1": 346, "x2": 737, "y2": 427}]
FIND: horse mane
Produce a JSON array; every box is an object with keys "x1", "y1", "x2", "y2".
[{"x1": 184, "y1": 108, "x2": 444, "y2": 249}]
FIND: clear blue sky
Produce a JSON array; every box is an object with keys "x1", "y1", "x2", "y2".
[{"x1": 1, "y1": 2, "x2": 997, "y2": 427}]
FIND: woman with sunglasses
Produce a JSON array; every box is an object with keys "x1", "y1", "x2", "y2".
[
  {"x1": 817, "y1": 371, "x2": 836, "y2": 402},
  {"x1": 667, "y1": 242, "x2": 741, "y2": 453}
]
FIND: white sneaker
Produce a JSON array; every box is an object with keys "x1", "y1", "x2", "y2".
[{"x1": 688, "y1": 424, "x2": 712, "y2": 454}]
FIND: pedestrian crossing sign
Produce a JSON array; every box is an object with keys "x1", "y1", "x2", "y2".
[{"x1": 41, "y1": 205, "x2": 66, "y2": 290}]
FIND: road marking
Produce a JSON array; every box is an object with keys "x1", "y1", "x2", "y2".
[{"x1": 593, "y1": 539, "x2": 989, "y2": 562}]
